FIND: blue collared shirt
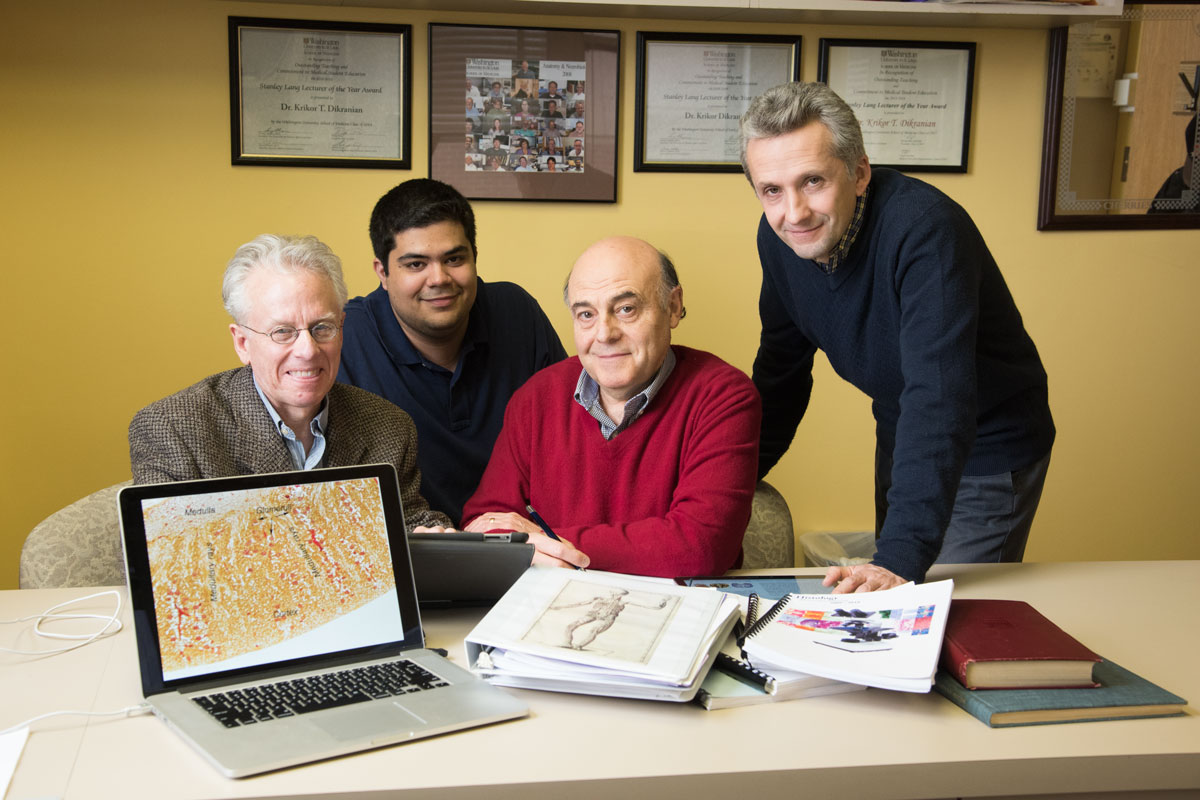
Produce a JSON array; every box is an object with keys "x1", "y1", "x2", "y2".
[
  {"x1": 252, "y1": 375, "x2": 329, "y2": 470},
  {"x1": 338, "y1": 279, "x2": 567, "y2": 525},
  {"x1": 574, "y1": 348, "x2": 676, "y2": 440}
]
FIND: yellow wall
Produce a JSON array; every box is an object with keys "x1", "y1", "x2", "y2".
[{"x1": 3, "y1": 0, "x2": 1198, "y2": 588}]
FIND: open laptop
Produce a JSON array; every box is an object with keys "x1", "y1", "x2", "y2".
[{"x1": 118, "y1": 463, "x2": 528, "y2": 778}]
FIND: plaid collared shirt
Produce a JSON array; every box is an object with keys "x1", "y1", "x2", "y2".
[
  {"x1": 574, "y1": 348, "x2": 676, "y2": 440},
  {"x1": 820, "y1": 185, "x2": 870, "y2": 274}
]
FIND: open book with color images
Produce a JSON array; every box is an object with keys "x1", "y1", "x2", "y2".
[{"x1": 742, "y1": 579, "x2": 954, "y2": 692}]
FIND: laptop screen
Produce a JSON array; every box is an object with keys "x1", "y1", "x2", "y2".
[{"x1": 120, "y1": 464, "x2": 424, "y2": 696}]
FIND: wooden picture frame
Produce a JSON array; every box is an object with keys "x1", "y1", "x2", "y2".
[
  {"x1": 429, "y1": 23, "x2": 619, "y2": 202},
  {"x1": 1037, "y1": 2, "x2": 1200, "y2": 230}
]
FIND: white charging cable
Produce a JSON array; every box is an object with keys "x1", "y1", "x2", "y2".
[
  {"x1": 1, "y1": 590, "x2": 146, "y2": 736},
  {"x1": 0, "y1": 704, "x2": 152, "y2": 738},
  {"x1": 0, "y1": 589, "x2": 124, "y2": 656}
]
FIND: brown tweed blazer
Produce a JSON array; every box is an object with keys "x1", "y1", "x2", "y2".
[{"x1": 128, "y1": 366, "x2": 449, "y2": 530}]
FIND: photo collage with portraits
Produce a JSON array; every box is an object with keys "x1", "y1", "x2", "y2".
[{"x1": 464, "y1": 57, "x2": 587, "y2": 174}]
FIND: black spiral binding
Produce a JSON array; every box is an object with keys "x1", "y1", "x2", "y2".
[
  {"x1": 746, "y1": 592, "x2": 760, "y2": 628},
  {"x1": 743, "y1": 593, "x2": 793, "y2": 640},
  {"x1": 714, "y1": 652, "x2": 778, "y2": 694},
  {"x1": 735, "y1": 592, "x2": 762, "y2": 658}
]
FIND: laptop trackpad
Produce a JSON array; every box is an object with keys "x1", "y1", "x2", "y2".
[{"x1": 313, "y1": 702, "x2": 422, "y2": 742}]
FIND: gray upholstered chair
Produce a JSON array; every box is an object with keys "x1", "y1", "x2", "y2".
[
  {"x1": 741, "y1": 480, "x2": 795, "y2": 569},
  {"x1": 20, "y1": 480, "x2": 131, "y2": 589},
  {"x1": 19, "y1": 478, "x2": 797, "y2": 586}
]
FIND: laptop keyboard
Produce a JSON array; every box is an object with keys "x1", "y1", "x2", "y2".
[{"x1": 193, "y1": 659, "x2": 449, "y2": 728}]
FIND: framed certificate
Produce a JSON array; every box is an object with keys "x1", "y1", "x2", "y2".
[
  {"x1": 228, "y1": 17, "x2": 411, "y2": 169},
  {"x1": 818, "y1": 39, "x2": 975, "y2": 173},
  {"x1": 429, "y1": 23, "x2": 620, "y2": 202},
  {"x1": 634, "y1": 33, "x2": 801, "y2": 173}
]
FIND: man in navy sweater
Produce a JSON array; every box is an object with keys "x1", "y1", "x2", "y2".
[
  {"x1": 338, "y1": 179, "x2": 566, "y2": 525},
  {"x1": 740, "y1": 82, "x2": 1055, "y2": 592}
]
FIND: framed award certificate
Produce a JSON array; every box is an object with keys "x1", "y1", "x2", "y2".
[
  {"x1": 818, "y1": 38, "x2": 975, "y2": 173},
  {"x1": 634, "y1": 32, "x2": 801, "y2": 173},
  {"x1": 229, "y1": 17, "x2": 411, "y2": 169}
]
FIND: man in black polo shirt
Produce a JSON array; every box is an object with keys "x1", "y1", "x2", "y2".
[{"x1": 338, "y1": 179, "x2": 566, "y2": 524}]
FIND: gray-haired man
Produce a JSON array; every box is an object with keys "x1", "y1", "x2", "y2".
[
  {"x1": 741, "y1": 82, "x2": 1055, "y2": 593},
  {"x1": 129, "y1": 233, "x2": 450, "y2": 531}
]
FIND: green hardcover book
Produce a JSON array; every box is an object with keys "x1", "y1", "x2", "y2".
[{"x1": 934, "y1": 658, "x2": 1187, "y2": 727}]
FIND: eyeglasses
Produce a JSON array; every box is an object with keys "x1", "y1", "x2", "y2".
[{"x1": 239, "y1": 321, "x2": 341, "y2": 345}]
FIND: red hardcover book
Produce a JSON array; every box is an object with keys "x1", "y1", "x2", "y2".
[{"x1": 940, "y1": 599, "x2": 1101, "y2": 690}]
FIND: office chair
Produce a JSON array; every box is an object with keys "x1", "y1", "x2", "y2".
[
  {"x1": 741, "y1": 480, "x2": 795, "y2": 569},
  {"x1": 20, "y1": 480, "x2": 131, "y2": 589},
  {"x1": 19, "y1": 478, "x2": 797, "y2": 585}
]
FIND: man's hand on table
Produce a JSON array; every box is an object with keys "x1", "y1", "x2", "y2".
[{"x1": 824, "y1": 563, "x2": 906, "y2": 594}]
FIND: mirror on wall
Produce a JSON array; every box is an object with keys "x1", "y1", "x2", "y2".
[{"x1": 1038, "y1": 2, "x2": 1200, "y2": 230}]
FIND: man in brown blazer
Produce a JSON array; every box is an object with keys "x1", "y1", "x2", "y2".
[{"x1": 128, "y1": 234, "x2": 451, "y2": 531}]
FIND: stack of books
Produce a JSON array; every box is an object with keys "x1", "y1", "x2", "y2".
[
  {"x1": 934, "y1": 599, "x2": 1187, "y2": 727},
  {"x1": 465, "y1": 567, "x2": 739, "y2": 702}
]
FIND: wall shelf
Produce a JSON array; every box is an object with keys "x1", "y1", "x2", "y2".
[{"x1": 260, "y1": 0, "x2": 1123, "y2": 30}]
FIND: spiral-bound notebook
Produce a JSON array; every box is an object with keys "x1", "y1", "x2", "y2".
[
  {"x1": 740, "y1": 580, "x2": 954, "y2": 693},
  {"x1": 695, "y1": 592, "x2": 861, "y2": 710}
]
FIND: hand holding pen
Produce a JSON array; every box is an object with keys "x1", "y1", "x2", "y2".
[
  {"x1": 463, "y1": 507, "x2": 589, "y2": 570},
  {"x1": 525, "y1": 504, "x2": 588, "y2": 571}
]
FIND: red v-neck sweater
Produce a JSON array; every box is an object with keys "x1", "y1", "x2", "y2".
[{"x1": 463, "y1": 346, "x2": 761, "y2": 577}]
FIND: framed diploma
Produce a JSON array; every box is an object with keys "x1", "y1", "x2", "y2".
[
  {"x1": 429, "y1": 23, "x2": 620, "y2": 203},
  {"x1": 228, "y1": 17, "x2": 411, "y2": 169},
  {"x1": 818, "y1": 39, "x2": 975, "y2": 173},
  {"x1": 634, "y1": 33, "x2": 801, "y2": 173}
]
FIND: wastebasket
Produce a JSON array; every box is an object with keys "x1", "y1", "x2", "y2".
[{"x1": 799, "y1": 531, "x2": 876, "y2": 567}]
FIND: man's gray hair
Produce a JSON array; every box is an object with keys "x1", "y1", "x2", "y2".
[
  {"x1": 739, "y1": 82, "x2": 866, "y2": 183},
  {"x1": 653, "y1": 249, "x2": 687, "y2": 319},
  {"x1": 222, "y1": 234, "x2": 348, "y2": 324},
  {"x1": 562, "y1": 247, "x2": 687, "y2": 319}
]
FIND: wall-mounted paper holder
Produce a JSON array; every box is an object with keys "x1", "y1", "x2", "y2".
[{"x1": 1113, "y1": 72, "x2": 1138, "y2": 112}]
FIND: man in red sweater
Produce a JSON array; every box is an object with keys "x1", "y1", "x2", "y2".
[{"x1": 462, "y1": 236, "x2": 761, "y2": 577}]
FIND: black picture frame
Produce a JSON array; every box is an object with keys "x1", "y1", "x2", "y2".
[
  {"x1": 818, "y1": 38, "x2": 975, "y2": 173},
  {"x1": 430, "y1": 23, "x2": 620, "y2": 202},
  {"x1": 1037, "y1": 2, "x2": 1200, "y2": 230},
  {"x1": 633, "y1": 32, "x2": 801, "y2": 173},
  {"x1": 228, "y1": 17, "x2": 412, "y2": 169}
]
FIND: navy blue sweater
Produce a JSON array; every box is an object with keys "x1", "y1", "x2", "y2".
[
  {"x1": 338, "y1": 279, "x2": 566, "y2": 525},
  {"x1": 753, "y1": 168, "x2": 1055, "y2": 582}
]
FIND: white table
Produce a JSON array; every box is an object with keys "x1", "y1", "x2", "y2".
[{"x1": 3, "y1": 561, "x2": 1198, "y2": 800}]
